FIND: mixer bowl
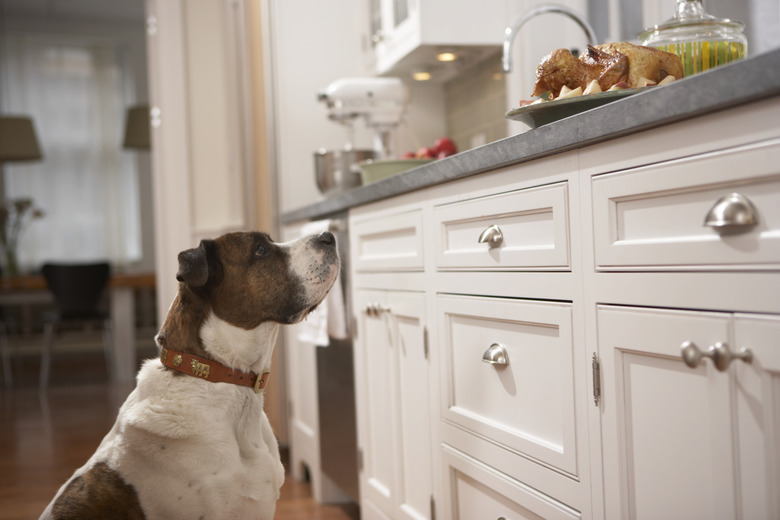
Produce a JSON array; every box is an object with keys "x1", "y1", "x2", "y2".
[{"x1": 314, "y1": 148, "x2": 376, "y2": 195}]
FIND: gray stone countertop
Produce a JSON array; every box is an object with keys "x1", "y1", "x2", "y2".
[{"x1": 281, "y1": 48, "x2": 780, "y2": 225}]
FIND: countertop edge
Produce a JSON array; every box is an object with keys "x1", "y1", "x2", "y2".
[{"x1": 280, "y1": 49, "x2": 780, "y2": 225}]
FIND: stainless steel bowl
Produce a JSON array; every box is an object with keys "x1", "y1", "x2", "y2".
[{"x1": 314, "y1": 148, "x2": 375, "y2": 195}]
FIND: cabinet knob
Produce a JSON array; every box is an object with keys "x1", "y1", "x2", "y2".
[
  {"x1": 478, "y1": 225, "x2": 504, "y2": 248},
  {"x1": 365, "y1": 302, "x2": 390, "y2": 317},
  {"x1": 482, "y1": 343, "x2": 509, "y2": 366},
  {"x1": 710, "y1": 342, "x2": 753, "y2": 371},
  {"x1": 704, "y1": 192, "x2": 758, "y2": 231},
  {"x1": 370, "y1": 29, "x2": 384, "y2": 44},
  {"x1": 681, "y1": 341, "x2": 752, "y2": 372}
]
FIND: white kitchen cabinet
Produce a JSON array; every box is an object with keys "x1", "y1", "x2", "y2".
[
  {"x1": 438, "y1": 295, "x2": 577, "y2": 476},
  {"x1": 597, "y1": 306, "x2": 780, "y2": 520},
  {"x1": 364, "y1": 0, "x2": 505, "y2": 76},
  {"x1": 354, "y1": 288, "x2": 432, "y2": 520},
  {"x1": 591, "y1": 139, "x2": 780, "y2": 270},
  {"x1": 343, "y1": 98, "x2": 780, "y2": 518}
]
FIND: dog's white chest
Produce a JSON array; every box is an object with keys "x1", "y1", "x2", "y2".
[{"x1": 99, "y1": 362, "x2": 284, "y2": 519}]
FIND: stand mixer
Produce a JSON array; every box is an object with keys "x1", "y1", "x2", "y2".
[
  {"x1": 317, "y1": 77, "x2": 409, "y2": 159},
  {"x1": 314, "y1": 77, "x2": 409, "y2": 195}
]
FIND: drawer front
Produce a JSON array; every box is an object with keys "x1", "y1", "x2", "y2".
[
  {"x1": 352, "y1": 209, "x2": 424, "y2": 272},
  {"x1": 438, "y1": 295, "x2": 576, "y2": 475},
  {"x1": 442, "y1": 444, "x2": 580, "y2": 520},
  {"x1": 434, "y1": 183, "x2": 570, "y2": 270},
  {"x1": 592, "y1": 140, "x2": 780, "y2": 270}
]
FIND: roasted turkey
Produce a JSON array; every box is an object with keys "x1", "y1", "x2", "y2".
[{"x1": 532, "y1": 42, "x2": 684, "y2": 98}]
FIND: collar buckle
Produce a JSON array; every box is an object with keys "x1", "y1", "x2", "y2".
[{"x1": 254, "y1": 372, "x2": 270, "y2": 393}]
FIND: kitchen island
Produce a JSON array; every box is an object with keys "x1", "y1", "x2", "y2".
[{"x1": 281, "y1": 49, "x2": 780, "y2": 520}]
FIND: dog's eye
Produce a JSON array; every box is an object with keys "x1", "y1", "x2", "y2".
[{"x1": 255, "y1": 245, "x2": 267, "y2": 257}]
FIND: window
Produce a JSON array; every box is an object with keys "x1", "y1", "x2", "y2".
[{"x1": 2, "y1": 34, "x2": 142, "y2": 271}]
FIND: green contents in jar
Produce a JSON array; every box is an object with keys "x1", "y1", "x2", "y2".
[
  {"x1": 639, "y1": 0, "x2": 747, "y2": 77},
  {"x1": 652, "y1": 40, "x2": 746, "y2": 76}
]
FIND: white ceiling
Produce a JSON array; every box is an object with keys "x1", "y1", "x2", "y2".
[{"x1": 1, "y1": 0, "x2": 144, "y2": 23}]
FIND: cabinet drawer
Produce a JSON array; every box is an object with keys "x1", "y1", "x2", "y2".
[
  {"x1": 352, "y1": 209, "x2": 424, "y2": 272},
  {"x1": 592, "y1": 140, "x2": 780, "y2": 270},
  {"x1": 438, "y1": 295, "x2": 576, "y2": 475},
  {"x1": 434, "y1": 183, "x2": 570, "y2": 270},
  {"x1": 442, "y1": 444, "x2": 580, "y2": 520}
]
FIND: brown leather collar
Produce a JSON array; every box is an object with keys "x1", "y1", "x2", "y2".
[{"x1": 159, "y1": 347, "x2": 270, "y2": 393}]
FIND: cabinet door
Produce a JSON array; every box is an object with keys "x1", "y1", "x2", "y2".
[
  {"x1": 389, "y1": 291, "x2": 431, "y2": 520},
  {"x1": 597, "y1": 306, "x2": 737, "y2": 520},
  {"x1": 733, "y1": 314, "x2": 780, "y2": 520},
  {"x1": 356, "y1": 289, "x2": 397, "y2": 516},
  {"x1": 355, "y1": 289, "x2": 431, "y2": 520}
]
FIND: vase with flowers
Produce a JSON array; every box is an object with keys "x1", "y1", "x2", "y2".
[{"x1": 0, "y1": 198, "x2": 44, "y2": 277}]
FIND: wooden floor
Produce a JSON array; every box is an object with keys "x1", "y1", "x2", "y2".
[{"x1": 0, "y1": 354, "x2": 359, "y2": 520}]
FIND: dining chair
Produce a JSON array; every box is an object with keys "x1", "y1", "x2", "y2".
[{"x1": 39, "y1": 262, "x2": 112, "y2": 389}]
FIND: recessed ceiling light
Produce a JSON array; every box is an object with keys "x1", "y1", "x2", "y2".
[
  {"x1": 436, "y1": 52, "x2": 457, "y2": 62},
  {"x1": 412, "y1": 71, "x2": 432, "y2": 81}
]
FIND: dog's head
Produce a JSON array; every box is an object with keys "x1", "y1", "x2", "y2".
[{"x1": 175, "y1": 231, "x2": 339, "y2": 328}]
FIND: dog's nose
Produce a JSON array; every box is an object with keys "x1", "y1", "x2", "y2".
[{"x1": 317, "y1": 231, "x2": 335, "y2": 246}]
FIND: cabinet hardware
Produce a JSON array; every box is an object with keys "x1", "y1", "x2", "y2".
[
  {"x1": 592, "y1": 353, "x2": 601, "y2": 406},
  {"x1": 423, "y1": 326, "x2": 429, "y2": 359},
  {"x1": 710, "y1": 342, "x2": 753, "y2": 371},
  {"x1": 478, "y1": 224, "x2": 504, "y2": 248},
  {"x1": 704, "y1": 192, "x2": 758, "y2": 231},
  {"x1": 146, "y1": 15, "x2": 157, "y2": 36},
  {"x1": 482, "y1": 343, "x2": 509, "y2": 366},
  {"x1": 681, "y1": 340, "x2": 712, "y2": 368},
  {"x1": 430, "y1": 495, "x2": 436, "y2": 520},
  {"x1": 682, "y1": 341, "x2": 753, "y2": 371},
  {"x1": 365, "y1": 302, "x2": 391, "y2": 316}
]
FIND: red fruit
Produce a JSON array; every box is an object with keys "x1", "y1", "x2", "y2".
[
  {"x1": 415, "y1": 147, "x2": 435, "y2": 159},
  {"x1": 437, "y1": 150, "x2": 450, "y2": 159},
  {"x1": 433, "y1": 137, "x2": 457, "y2": 157},
  {"x1": 401, "y1": 151, "x2": 416, "y2": 159}
]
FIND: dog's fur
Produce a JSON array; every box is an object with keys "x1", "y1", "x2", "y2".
[{"x1": 40, "y1": 231, "x2": 339, "y2": 520}]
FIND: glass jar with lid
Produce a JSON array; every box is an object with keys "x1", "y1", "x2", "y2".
[{"x1": 639, "y1": 0, "x2": 747, "y2": 77}]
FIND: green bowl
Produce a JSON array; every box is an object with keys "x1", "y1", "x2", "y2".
[{"x1": 359, "y1": 159, "x2": 433, "y2": 184}]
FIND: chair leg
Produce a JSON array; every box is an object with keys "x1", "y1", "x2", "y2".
[
  {"x1": 40, "y1": 321, "x2": 56, "y2": 390},
  {"x1": 102, "y1": 318, "x2": 115, "y2": 382},
  {"x1": 0, "y1": 322, "x2": 12, "y2": 388}
]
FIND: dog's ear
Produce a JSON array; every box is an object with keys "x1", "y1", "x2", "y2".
[{"x1": 176, "y1": 239, "x2": 216, "y2": 287}]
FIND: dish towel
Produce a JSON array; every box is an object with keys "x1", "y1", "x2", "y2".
[{"x1": 296, "y1": 219, "x2": 348, "y2": 346}]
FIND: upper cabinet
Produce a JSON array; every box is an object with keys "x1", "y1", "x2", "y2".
[{"x1": 364, "y1": 0, "x2": 506, "y2": 80}]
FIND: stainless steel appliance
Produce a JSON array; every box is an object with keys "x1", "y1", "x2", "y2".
[{"x1": 314, "y1": 148, "x2": 375, "y2": 195}]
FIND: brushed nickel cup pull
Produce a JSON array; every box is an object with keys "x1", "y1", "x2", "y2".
[
  {"x1": 482, "y1": 343, "x2": 509, "y2": 366},
  {"x1": 704, "y1": 192, "x2": 758, "y2": 230},
  {"x1": 681, "y1": 341, "x2": 714, "y2": 369},
  {"x1": 478, "y1": 225, "x2": 504, "y2": 248},
  {"x1": 710, "y1": 342, "x2": 753, "y2": 372}
]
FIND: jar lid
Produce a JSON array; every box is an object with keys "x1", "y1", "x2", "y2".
[{"x1": 639, "y1": 0, "x2": 744, "y2": 43}]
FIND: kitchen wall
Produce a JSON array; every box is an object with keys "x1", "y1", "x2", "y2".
[
  {"x1": 444, "y1": 54, "x2": 508, "y2": 152},
  {"x1": 267, "y1": 0, "x2": 446, "y2": 216}
]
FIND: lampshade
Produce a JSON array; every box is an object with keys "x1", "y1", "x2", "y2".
[
  {"x1": 122, "y1": 105, "x2": 151, "y2": 150},
  {"x1": 0, "y1": 116, "x2": 43, "y2": 161}
]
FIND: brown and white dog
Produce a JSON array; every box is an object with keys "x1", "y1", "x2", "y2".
[{"x1": 40, "y1": 230, "x2": 340, "y2": 520}]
